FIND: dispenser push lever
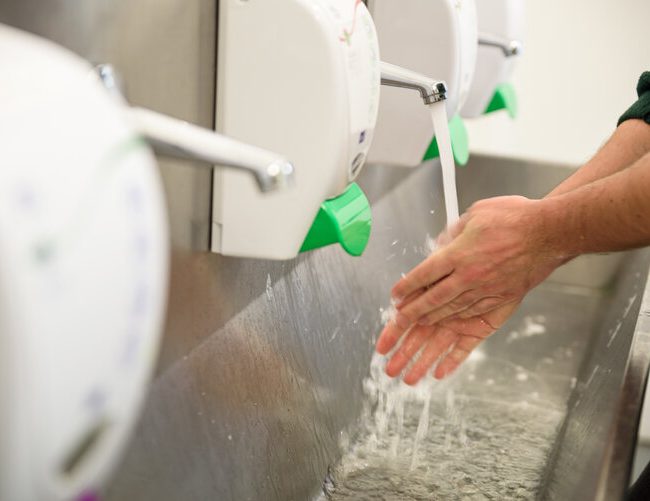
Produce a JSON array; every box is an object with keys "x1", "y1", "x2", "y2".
[{"x1": 379, "y1": 62, "x2": 447, "y2": 105}]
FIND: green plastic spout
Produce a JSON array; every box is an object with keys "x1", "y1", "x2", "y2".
[
  {"x1": 485, "y1": 82, "x2": 518, "y2": 118},
  {"x1": 300, "y1": 183, "x2": 372, "y2": 257},
  {"x1": 423, "y1": 114, "x2": 470, "y2": 166}
]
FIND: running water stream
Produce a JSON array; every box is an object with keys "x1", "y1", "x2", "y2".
[{"x1": 429, "y1": 102, "x2": 459, "y2": 226}]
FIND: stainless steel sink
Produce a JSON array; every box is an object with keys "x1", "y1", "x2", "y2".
[{"x1": 103, "y1": 155, "x2": 650, "y2": 501}]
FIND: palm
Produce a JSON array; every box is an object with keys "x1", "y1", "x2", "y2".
[{"x1": 378, "y1": 301, "x2": 520, "y2": 385}]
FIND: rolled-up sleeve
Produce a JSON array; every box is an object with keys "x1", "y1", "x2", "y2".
[{"x1": 618, "y1": 71, "x2": 650, "y2": 126}]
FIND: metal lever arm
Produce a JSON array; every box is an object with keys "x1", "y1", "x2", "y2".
[
  {"x1": 128, "y1": 108, "x2": 294, "y2": 193},
  {"x1": 96, "y1": 64, "x2": 294, "y2": 193}
]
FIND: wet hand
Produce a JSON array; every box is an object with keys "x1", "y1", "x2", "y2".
[
  {"x1": 375, "y1": 195, "x2": 570, "y2": 383},
  {"x1": 390, "y1": 196, "x2": 567, "y2": 333},
  {"x1": 377, "y1": 301, "x2": 520, "y2": 385}
]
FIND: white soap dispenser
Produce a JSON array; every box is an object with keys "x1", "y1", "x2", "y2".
[
  {"x1": 212, "y1": 0, "x2": 381, "y2": 260},
  {"x1": 366, "y1": 0, "x2": 478, "y2": 168},
  {"x1": 461, "y1": 0, "x2": 525, "y2": 119},
  {"x1": 0, "y1": 24, "x2": 169, "y2": 501},
  {"x1": 0, "y1": 25, "x2": 294, "y2": 501}
]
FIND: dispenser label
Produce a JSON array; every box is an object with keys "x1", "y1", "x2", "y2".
[
  {"x1": 338, "y1": 0, "x2": 363, "y2": 45},
  {"x1": 327, "y1": 0, "x2": 380, "y2": 181}
]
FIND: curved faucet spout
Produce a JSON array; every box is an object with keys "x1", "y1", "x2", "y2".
[
  {"x1": 380, "y1": 61, "x2": 447, "y2": 105},
  {"x1": 95, "y1": 64, "x2": 294, "y2": 193},
  {"x1": 478, "y1": 34, "x2": 523, "y2": 58},
  {"x1": 127, "y1": 107, "x2": 295, "y2": 193}
]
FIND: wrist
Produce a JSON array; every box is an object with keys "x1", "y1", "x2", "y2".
[
  {"x1": 617, "y1": 119, "x2": 650, "y2": 157},
  {"x1": 533, "y1": 196, "x2": 581, "y2": 264}
]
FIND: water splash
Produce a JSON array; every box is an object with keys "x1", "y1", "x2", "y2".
[{"x1": 324, "y1": 309, "x2": 565, "y2": 500}]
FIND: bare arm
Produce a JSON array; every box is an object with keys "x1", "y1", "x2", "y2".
[
  {"x1": 379, "y1": 149, "x2": 650, "y2": 349},
  {"x1": 548, "y1": 119, "x2": 650, "y2": 197},
  {"x1": 387, "y1": 150, "x2": 650, "y2": 331},
  {"x1": 542, "y1": 150, "x2": 650, "y2": 254}
]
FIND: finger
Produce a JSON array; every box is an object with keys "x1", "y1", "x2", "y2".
[
  {"x1": 403, "y1": 327, "x2": 458, "y2": 386},
  {"x1": 434, "y1": 336, "x2": 483, "y2": 379},
  {"x1": 456, "y1": 296, "x2": 506, "y2": 320},
  {"x1": 378, "y1": 289, "x2": 434, "y2": 351},
  {"x1": 415, "y1": 289, "x2": 481, "y2": 326},
  {"x1": 376, "y1": 320, "x2": 408, "y2": 355},
  {"x1": 379, "y1": 289, "x2": 426, "y2": 342},
  {"x1": 385, "y1": 325, "x2": 434, "y2": 377},
  {"x1": 395, "y1": 287, "x2": 429, "y2": 310},
  {"x1": 391, "y1": 249, "x2": 455, "y2": 302},
  {"x1": 395, "y1": 275, "x2": 470, "y2": 327}
]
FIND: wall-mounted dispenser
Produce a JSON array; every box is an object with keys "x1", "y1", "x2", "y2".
[
  {"x1": 461, "y1": 0, "x2": 524, "y2": 119},
  {"x1": 366, "y1": 0, "x2": 478, "y2": 167},
  {"x1": 0, "y1": 25, "x2": 293, "y2": 501},
  {"x1": 213, "y1": 0, "x2": 382, "y2": 260},
  {"x1": 0, "y1": 24, "x2": 168, "y2": 501}
]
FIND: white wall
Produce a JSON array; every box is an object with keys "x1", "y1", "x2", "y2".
[{"x1": 466, "y1": 0, "x2": 650, "y2": 167}]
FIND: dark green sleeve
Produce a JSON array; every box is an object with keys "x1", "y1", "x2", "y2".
[{"x1": 618, "y1": 71, "x2": 650, "y2": 126}]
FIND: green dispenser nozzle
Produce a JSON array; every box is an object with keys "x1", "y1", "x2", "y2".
[
  {"x1": 422, "y1": 114, "x2": 470, "y2": 166},
  {"x1": 484, "y1": 82, "x2": 518, "y2": 118},
  {"x1": 300, "y1": 182, "x2": 371, "y2": 257}
]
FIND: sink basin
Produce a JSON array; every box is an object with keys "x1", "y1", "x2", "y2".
[
  {"x1": 322, "y1": 156, "x2": 650, "y2": 501},
  {"x1": 107, "y1": 155, "x2": 650, "y2": 501}
]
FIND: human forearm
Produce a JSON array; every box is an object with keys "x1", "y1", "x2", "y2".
[
  {"x1": 547, "y1": 119, "x2": 650, "y2": 197},
  {"x1": 540, "y1": 151, "x2": 650, "y2": 256}
]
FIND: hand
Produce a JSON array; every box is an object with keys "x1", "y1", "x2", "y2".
[
  {"x1": 390, "y1": 196, "x2": 568, "y2": 331},
  {"x1": 375, "y1": 195, "x2": 570, "y2": 383},
  {"x1": 376, "y1": 301, "x2": 520, "y2": 385}
]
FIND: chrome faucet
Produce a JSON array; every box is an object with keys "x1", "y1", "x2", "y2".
[
  {"x1": 95, "y1": 64, "x2": 294, "y2": 193},
  {"x1": 478, "y1": 34, "x2": 523, "y2": 58},
  {"x1": 126, "y1": 108, "x2": 294, "y2": 192},
  {"x1": 380, "y1": 61, "x2": 447, "y2": 105}
]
